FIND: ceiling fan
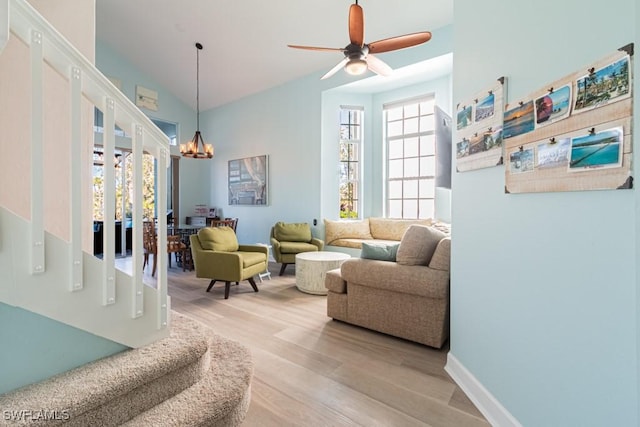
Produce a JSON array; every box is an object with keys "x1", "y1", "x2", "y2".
[{"x1": 288, "y1": 0, "x2": 432, "y2": 80}]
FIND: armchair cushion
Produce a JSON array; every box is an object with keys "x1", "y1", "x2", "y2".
[
  {"x1": 197, "y1": 226, "x2": 239, "y2": 252},
  {"x1": 396, "y1": 225, "x2": 447, "y2": 266},
  {"x1": 279, "y1": 241, "x2": 321, "y2": 254},
  {"x1": 273, "y1": 222, "x2": 312, "y2": 242},
  {"x1": 239, "y1": 251, "x2": 268, "y2": 269}
]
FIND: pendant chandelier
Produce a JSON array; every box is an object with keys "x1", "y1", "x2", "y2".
[{"x1": 180, "y1": 42, "x2": 213, "y2": 159}]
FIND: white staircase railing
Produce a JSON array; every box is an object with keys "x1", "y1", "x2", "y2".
[{"x1": 0, "y1": 0, "x2": 170, "y2": 347}]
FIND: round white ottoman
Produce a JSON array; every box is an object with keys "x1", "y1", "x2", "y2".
[{"x1": 295, "y1": 251, "x2": 351, "y2": 295}]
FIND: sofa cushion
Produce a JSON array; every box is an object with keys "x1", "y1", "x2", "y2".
[
  {"x1": 279, "y1": 241, "x2": 320, "y2": 254},
  {"x1": 361, "y1": 242, "x2": 400, "y2": 262},
  {"x1": 428, "y1": 237, "x2": 451, "y2": 271},
  {"x1": 274, "y1": 222, "x2": 312, "y2": 242},
  {"x1": 198, "y1": 226, "x2": 239, "y2": 252},
  {"x1": 324, "y1": 219, "x2": 373, "y2": 245},
  {"x1": 369, "y1": 217, "x2": 433, "y2": 241},
  {"x1": 396, "y1": 225, "x2": 446, "y2": 266}
]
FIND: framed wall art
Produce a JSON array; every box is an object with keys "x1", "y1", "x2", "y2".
[
  {"x1": 504, "y1": 44, "x2": 633, "y2": 193},
  {"x1": 455, "y1": 77, "x2": 506, "y2": 172},
  {"x1": 228, "y1": 155, "x2": 268, "y2": 206}
]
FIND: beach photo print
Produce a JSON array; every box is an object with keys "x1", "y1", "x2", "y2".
[
  {"x1": 503, "y1": 101, "x2": 535, "y2": 139},
  {"x1": 574, "y1": 55, "x2": 630, "y2": 114},
  {"x1": 534, "y1": 84, "x2": 572, "y2": 128},
  {"x1": 568, "y1": 126, "x2": 623, "y2": 171}
]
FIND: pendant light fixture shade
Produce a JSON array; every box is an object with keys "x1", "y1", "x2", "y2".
[{"x1": 180, "y1": 42, "x2": 213, "y2": 159}]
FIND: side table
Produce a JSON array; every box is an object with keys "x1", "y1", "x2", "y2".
[{"x1": 295, "y1": 251, "x2": 350, "y2": 295}]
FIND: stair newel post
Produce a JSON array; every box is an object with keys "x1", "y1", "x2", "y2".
[
  {"x1": 102, "y1": 97, "x2": 116, "y2": 306},
  {"x1": 30, "y1": 28, "x2": 45, "y2": 275},
  {"x1": 131, "y1": 124, "x2": 144, "y2": 318},
  {"x1": 69, "y1": 66, "x2": 83, "y2": 291},
  {"x1": 0, "y1": 0, "x2": 7, "y2": 55},
  {"x1": 156, "y1": 148, "x2": 169, "y2": 330}
]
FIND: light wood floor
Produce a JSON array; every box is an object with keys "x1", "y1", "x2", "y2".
[{"x1": 133, "y1": 259, "x2": 489, "y2": 426}]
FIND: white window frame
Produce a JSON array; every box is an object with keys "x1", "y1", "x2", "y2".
[
  {"x1": 384, "y1": 94, "x2": 436, "y2": 219},
  {"x1": 339, "y1": 106, "x2": 363, "y2": 220}
]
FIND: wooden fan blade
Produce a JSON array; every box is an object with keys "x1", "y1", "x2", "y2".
[
  {"x1": 348, "y1": 3, "x2": 364, "y2": 47},
  {"x1": 368, "y1": 31, "x2": 432, "y2": 54},
  {"x1": 288, "y1": 44, "x2": 344, "y2": 52},
  {"x1": 321, "y1": 58, "x2": 348, "y2": 80},
  {"x1": 366, "y1": 54, "x2": 392, "y2": 77}
]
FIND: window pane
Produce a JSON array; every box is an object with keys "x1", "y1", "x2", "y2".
[
  {"x1": 389, "y1": 159, "x2": 403, "y2": 179},
  {"x1": 388, "y1": 200, "x2": 402, "y2": 218},
  {"x1": 404, "y1": 180, "x2": 418, "y2": 198},
  {"x1": 404, "y1": 104, "x2": 419, "y2": 118},
  {"x1": 348, "y1": 163, "x2": 358, "y2": 180},
  {"x1": 419, "y1": 178, "x2": 436, "y2": 198},
  {"x1": 420, "y1": 156, "x2": 436, "y2": 176},
  {"x1": 388, "y1": 180, "x2": 402, "y2": 198},
  {"x1": 388, "y1": 139, "x2": 403, "y2": 159},
  {"x1": 404, "y1": 137, "x2": 419, "y2": 157},
  {"x1": 387, "y1": 107, "x2": 403, "y2": 121},
  {"x1": 420, "y1": 115, "x2": 435, "y2": 132},
  {"x1": 404, "y1": 158, "x2": 419, "y2": 177},
  {"x1": 403, "y1": 200, "x2": 418, "y2": 219},
  {"x1": 387, "y1": 121, "x2": 403, "y2": 137},
  {"x1": 420, "y1": 135, "x2": 435, "y2": 155},
  {"x1": 419, "y1": 199, "x2": 435, "y2": 219},
  {"x1": 404, "y1": 117, "x2": 419, "y2": 134}
]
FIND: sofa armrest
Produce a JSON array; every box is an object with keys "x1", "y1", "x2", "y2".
[
  {"x1": 238, "y1": 244, "x2": 269, "y2": 256},
  {"x1": 340, "y1": 258, "x2": 449, "y2": 299}
]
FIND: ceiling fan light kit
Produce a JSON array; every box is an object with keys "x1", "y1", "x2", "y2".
[
  {"x1": 180, "y1": 42, "x2": 214, "y2": 159},
  {"x1": 288, "y1": 1, "x2": 432, "y2": 80}
]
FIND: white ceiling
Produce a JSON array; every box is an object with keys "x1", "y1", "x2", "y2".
[{"x1": 96, "y1": 0, "x2": 453, "y2": 111}]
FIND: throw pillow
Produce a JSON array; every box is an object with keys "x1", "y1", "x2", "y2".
[
  {"x1": 361, "y1": 242, "x2": 400, "y2": 262},
  {"x1": 274, "y1": 222, "x2": 312, "y2": 242},
  {"x1": 396, "y1": 225, "x2": 446, "y2": 266},
  {"x1": 324, "y1": 219, "x2": 372, "y2": 245},
  {"x1": 369, "y1": 217, "x2": 433, "y2": 241},
  {"x1": 198, "y1": 226, "x2": 239, "y2": 252}
]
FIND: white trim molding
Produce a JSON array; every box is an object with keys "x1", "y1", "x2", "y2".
[
  {"x1": 0, "y1": 0, "x2": 7, "y2": 55},
  {"x1": 445, "y1": 353, "x2": 523, "y2": 427}
]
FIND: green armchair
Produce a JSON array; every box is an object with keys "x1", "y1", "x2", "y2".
[
  {"x1": 190, "y1": 226, "x2": 268, "y2": 299},
  {"x1": 270, "y1": 222, "x2": 324, "y2": 275}
]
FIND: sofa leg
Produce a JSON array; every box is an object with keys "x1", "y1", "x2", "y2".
[
  {"x1": 224, "y1": 281, "x2": 231, "y2": 299},
  {"x1": 248, "y1": 277, "x2": 259, "y2": 293},
  {"x1": 279, "y1": 263, "x2": 288, "y2": 276},
  {"x1": 206, "y1": 280, "x2": 216, "y2": 292}
]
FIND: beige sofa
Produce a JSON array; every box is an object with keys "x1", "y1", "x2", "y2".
[
  {"x1": 325, "y1": 224, "x2": 451, "y2": 348},
  {"x1": 324, "y1": 217, "x2": 445, "y2": 252}
]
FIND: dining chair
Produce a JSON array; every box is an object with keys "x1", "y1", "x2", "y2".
[{"x1": 143, "y1": 220, "x2": 188, "y2": 276}]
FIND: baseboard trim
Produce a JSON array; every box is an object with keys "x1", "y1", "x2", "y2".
[{"x1": 445, "y1": 353, "x2": 522, "y2": 427}]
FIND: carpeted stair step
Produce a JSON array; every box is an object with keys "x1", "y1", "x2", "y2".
[{"x1": 0, "y1": 312, "x2": 253, "y2": 426}]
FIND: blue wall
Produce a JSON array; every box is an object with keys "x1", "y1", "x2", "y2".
[
  {"x1": 451, "y1": 0, "x2": 638, "y2": 425},
  {"x1": 0, "y1": 303, "x2": 127, "y2": 394}
]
